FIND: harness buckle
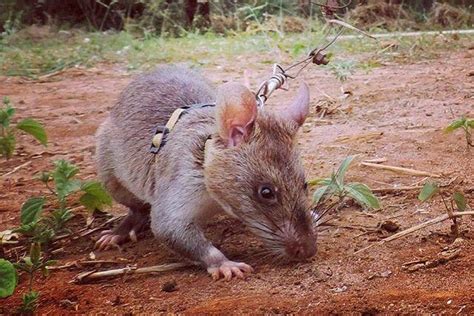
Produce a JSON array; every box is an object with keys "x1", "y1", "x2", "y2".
[{"x1": 149, "y1": 126, "x2": 170, "y2": 154}]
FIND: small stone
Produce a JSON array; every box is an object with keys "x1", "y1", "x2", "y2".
[
  {"x1": 161, "y1": 280, "x2": 177, "y2": 292},
  {"x1": 381, "y1": 220, "x2": 399, "y2": 233}
]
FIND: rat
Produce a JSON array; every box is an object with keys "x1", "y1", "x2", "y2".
[{"x1": 95, "y1": 65, "x2": 317, "y2": 280}]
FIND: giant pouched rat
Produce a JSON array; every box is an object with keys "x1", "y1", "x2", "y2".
[{"x1": 95, "y1": 65, "x2": 317, "y2": 280}]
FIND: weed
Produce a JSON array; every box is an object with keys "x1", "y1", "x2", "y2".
[
  {"x1": 418, "y1": 181, "x2": 471, "y2": 237},
  {"x1": 14, "y1": 243, "x2": 54, "y2": 313},
  {"x1": 0, "y1": 258, "x2": 17, "y2": 298},
  {"x1": 15, "y1": 160, "x2": 112, "y2": 247},
  {"x1": 310, "y1": 155, "x2": 380, "y2": 210},
  {"x1": 445, "y1": 116, "x2": 473, "y2": 149},
  {"x1": 0, "y1": 97, "x2": 47, "y2": 159}
]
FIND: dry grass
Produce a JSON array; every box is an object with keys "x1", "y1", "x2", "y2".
[{"x1": 428, "y1": 2, "x2": 473, "y2": 29}]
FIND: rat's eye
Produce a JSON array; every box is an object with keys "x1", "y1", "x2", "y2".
[
  {"x1": 304, "y1": 181, "x2": 308, "y2": 191},
  {"x1": 257, "y1": 184, "x2": 277, "y2": 203}
]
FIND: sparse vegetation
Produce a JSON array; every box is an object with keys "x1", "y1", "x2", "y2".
[
  {"x1": 0, "y1": 97, "x2": 47, "y2": 159},
  {"x1": 445, "y1": 116, "x2": 473, "y2": 149},
  {"x1": 15, "y1": 159, "x2": 112, "y2": 247},
  {"x1": 14, "y1": 243, "x2": 55, "y2": 313},
  {"x1": 418, "y1": 181, "x2": 471, "y2": 237},
  {"x1": 310, "y1": 155, "x2": 380, "y2": 210}
]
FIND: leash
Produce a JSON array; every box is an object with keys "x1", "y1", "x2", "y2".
[{"x1": 149, "y1": 0, "x2": 372, "y2": 154}]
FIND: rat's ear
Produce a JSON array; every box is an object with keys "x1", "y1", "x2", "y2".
[
  {"x1": 281, "y1": 82, "x2": 310, "y2": 127},
  {"x1": 216, "y1": 82, "x2": 257, "y2": 147}
]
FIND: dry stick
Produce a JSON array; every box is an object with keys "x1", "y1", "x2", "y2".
[
  {"x1": 372, "y1": 185, "x2": 423, "y2": 193},
  {"x1": 1, "y1": 161, "x2": 32, "y2": 178},
  {"x1": 73, "y1": 262, "x2": 196, "y2": 283},
  {"x1": 354, "y1": 211, "x2": 474, "y2": 255},
  {"x1": 49, "y1": 260, "x2": 129, "y2": 271},
  {"x1": 363, "y1": 157, "x2": 387, "y2": 164},
  {"x1": 372, "y1": 176, "x2": 458, "y2": 193},
  {"x1": 326, "y1": 19, "x2": 376, "y2": 40},
  {"x1": 360, "y1": 162, "x2": 441, "y2": 178}
]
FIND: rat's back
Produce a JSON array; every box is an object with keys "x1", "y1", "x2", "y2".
[{"x1": 96, "y1": 66, "x2": 215, "y2": 203}]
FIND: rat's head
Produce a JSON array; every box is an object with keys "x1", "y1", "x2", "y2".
[{"x1": 204, "y1": 82, "x2": 316, "y2": 261}]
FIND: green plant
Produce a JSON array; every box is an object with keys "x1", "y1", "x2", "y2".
[
  {"x1": 0, "y1": 96, "x2": 47, "y2": 159},
  {"x1": 310, "y1": 155, "x2": 380, "y2": 210},
  {"x1": 14, "y1": 243, "x2": 55, "y2": 313},
  {"x1": 0, "y1": 258, "x2": 17, "y2": 298},
  {"x1": 445, "y1": 116, "x2": 473, "y2": 149},
  {"x1": 326, "y1": 59, "x2": 356, "y2": 83},
  {"x1": 418, "y1": 181, "x2": 471, "y2": 237},
  {"x1": 15, "y1": 159, "x2": 112, "y2": 246}
]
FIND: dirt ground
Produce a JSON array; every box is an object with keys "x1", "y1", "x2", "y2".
[{"x1": 1, "y1": 45, "x2": 473, "y2": 314}]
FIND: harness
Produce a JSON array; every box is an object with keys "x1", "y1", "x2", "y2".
[{"x1": 149, "y1": 102, "x2": 216, "y2": 154}]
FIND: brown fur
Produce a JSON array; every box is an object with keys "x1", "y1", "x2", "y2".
[{"x1": 96, "y1": 65, "x2": 316, "y2": 274}]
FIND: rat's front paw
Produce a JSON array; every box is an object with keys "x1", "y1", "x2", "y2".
[
  {"x1": 95, "y1": 229, "x2": 136, "y2": 251},
  {"x1": 207, "y1": 261, "x2": 253, "y2": 281}
]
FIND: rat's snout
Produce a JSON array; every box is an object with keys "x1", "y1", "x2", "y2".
[{"x1": 284, "y1": 233, "x2": 317, "y2": 261}]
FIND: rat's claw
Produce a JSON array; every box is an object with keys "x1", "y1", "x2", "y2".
[
  {"x1": 95, "y1": 233, "x2": 123, "y2": 251},
  {"x1": 207, "y1": 261, "x2": 253, "y2": 281},
  {"x1": 129, "y1": 229, "x2": 137, "y2": 242}
]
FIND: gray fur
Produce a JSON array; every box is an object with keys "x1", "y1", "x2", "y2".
[{"x1": 96, "y1": 65, "x2": 316, "y2": 273}]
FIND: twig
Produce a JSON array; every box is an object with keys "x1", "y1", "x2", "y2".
[
  {"x1": 363, "y1": 157, "x2": 387, "y2": 164},
  {"x1": 361, "y1": 162, "x2": 441, "y2": 178},
  {"x1": 372, "y1": 185, "x2": 423, "y2": 193},
  {"x1": 75, "y1": 215, "x2": 125, "y2": 239},
  {"x1": 49, "y1": 259, "x2": 129, "y2": 271},
  {"x1": 354, "y1": 211, "x2": 474, "y2": 254},
  {"x1": 326, "y1": 19, "x2": 376, "y2": 40},
  {"x1": 1, "y1": 161, "x2": 32, "y2": 178},
  {"x1": 73, "y1": 262, "x2": 196, "y2": 283}
]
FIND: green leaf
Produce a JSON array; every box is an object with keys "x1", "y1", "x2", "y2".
[
  {"x1": 16, "y1": 118, "x2": 47, "y2": 146},
  {"x1": 13, "y1": 223, "x2": 37, "y2": 236},
  {"x1": 0, "y1": 259, "x2": 17, "y2": 298},
  {"x1": 48, "y1": 209, "x2": 74, "y2": 232},
  {"x1": 79, "y1": 181, "x2": 112, "y2": 211},
  {"x1": 313, "y1": 186, "x2": 329, "y2": 205},
  {"x1": 20, "y1": 291, "x2": 39, "y2": 313},
  {"x1": 37, "y1": 171, "x2": 51, "y2": 183},
  {"x1": 0, "y1": 130, "x2": 16, "y2": 159},
  {"x1": 307, "y1": 177, "x2": 332, "y2": 186},
  {"x1": 29, "y1": 242, "x2": 41, "y2": 267},
  {"x1": 467, "y1": 119, "x2": 474, "y2": 128},
  {"x1": 20, "y1": 197, "x2": 45, "y2": 226},
  {"x1": 336, "y1": 155, "x2": 356, "y2": 185},
  {"x1": 444, "y1": 118, "x2": 466, "y2": 133},
  {"x1": 52, "y1": 160, "x2": 81, "y2": 201},
  {"x1": 344, "y1": 182, "x2": 381, "y2": 209},
  {"x1": 418, "y1": 182, "x2": 439, "y2": 202},
  {"x1": 453, "y1": 192, "x2": 467, "y2": 212},
  {"x1": 0, "y1": 102, "x2": 15, "y2": 128}
]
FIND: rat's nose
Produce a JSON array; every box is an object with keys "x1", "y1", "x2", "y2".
[{"x1": 285, "y1": 235, "x2": 317, "y2": 260}]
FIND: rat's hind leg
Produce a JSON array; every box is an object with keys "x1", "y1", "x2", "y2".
[
  {"x1": 95, "y1": 173, "x2": 150, "y2": 251},
  {"x1": 95, "y1": 121, "x2": 150, "y2": 250}
]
